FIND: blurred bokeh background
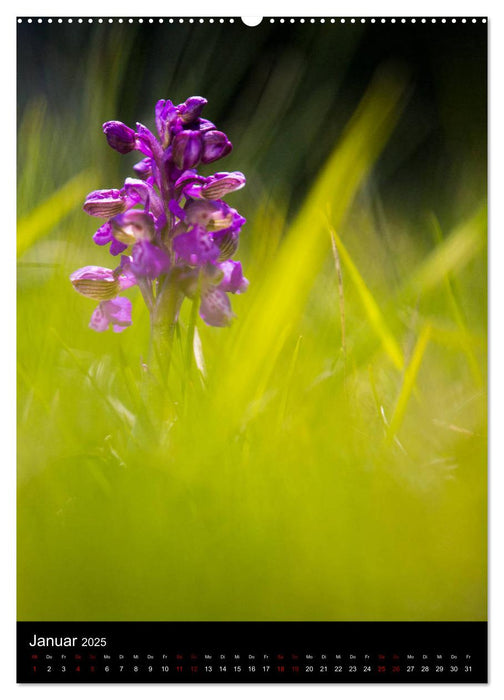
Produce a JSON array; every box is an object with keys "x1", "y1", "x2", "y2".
[{"x1": 17, "y1": 18, "x2": 487, "y2": 621}]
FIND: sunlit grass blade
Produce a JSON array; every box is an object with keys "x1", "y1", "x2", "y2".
[
  {"x1": 17, "y1": 168, "x2": 97, "y2": 256},
  {"x1": 429, "y1": 213, "x2": 483, "y2": 387},
  {"x1": 405, "y1": 205, "x2": 486, "y2": 299},
  {"x1": 216, "y1": 65, "x2": 409, "y2": 417},
  {"x1": 386, "y1": 324, "x2": 432, "y2": 442},
  {"x1": 277, "y1": 334, "x2": 303, "y2": 429},
  {"x1": 330, "y1": 228, "x2": 404, "y2": 371}
]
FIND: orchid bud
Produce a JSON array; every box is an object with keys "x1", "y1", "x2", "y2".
[
  {"x1": 155, "y1": 99, "x2": 178, "y2": 146},
  {"x1": 178, "y1": 96, "x2": 207, "y2": 124},
  {"x1": 201, "y1": 130, "x2": 232, "y2": 164},
  {"x1": 103, "y1": 121, "x2": 137, "y2": 154}
]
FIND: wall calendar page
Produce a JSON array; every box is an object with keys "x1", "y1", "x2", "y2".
[{"x1": 16, "y1": 13, "x2": 487, "y2": 684}]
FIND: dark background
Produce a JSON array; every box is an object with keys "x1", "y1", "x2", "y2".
[{"x1": 17, "y1": 18, "x2": 487, "y2": 233}]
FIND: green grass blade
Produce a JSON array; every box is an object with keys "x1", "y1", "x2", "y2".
[
  {"x1": 17, "y1": 168, "x2": 97, "y2": 256},
  {"x1": 330, "y1": 228, "x2": 404, "y2": 370},
  {"x1": 405, "y1": 205, "x2": 486, "y2": 298},
  {"x1": 217, "y1": 64, "x2": 409, "y2": 416},
  {"x1": 387, "y1": 324, "x2": 432, "y2": 442},
  {"x1": 429, "y1": 213, "x2": 483, "y2": 387}
]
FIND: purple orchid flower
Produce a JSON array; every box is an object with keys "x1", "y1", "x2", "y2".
[{"x1": 72, "y1": 97, "x2": 248, "y2": 333}]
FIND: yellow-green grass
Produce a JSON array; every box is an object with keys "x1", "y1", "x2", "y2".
[{"x1": 17, "y1": 68, "x2": 486, "y2": 622}]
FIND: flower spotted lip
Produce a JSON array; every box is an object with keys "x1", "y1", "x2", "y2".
[
  {"x1": 173, "y1": 225, "x2": 221, "y2": 267},
  {"x1": 90, "y1": 297, "x2": 132, "y2": 333},
  {"x1": 199, "y1": 287, "x2": 234, "y2": 327},
  {"x1": 179, "y1": 261, "x2": 249, "y2": 327},
  {"x1": 74, "y1": 96, "x2": 248, "y2": 331},
  {"x1": 130, "y1": 240, "x2": 171, "y2": 279}
]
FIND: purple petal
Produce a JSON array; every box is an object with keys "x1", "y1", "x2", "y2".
[
  {"x1": 199, "y1": 288, "x2": 234, "y2": 327},
  {"x1": 111, "y1": 210, "x2": 155, "y2": 245},
  {"x1": 169, "y1": 198, "x2": 186, "y2": 221},
  {"x1": 171, "y1": 130, "x2": 203, "y2": 170},
  {"x1": 122, "y1": 177, "x2": 151, "y2": 204},
  {"x1": 155, "y1": 99, "x2": 178, "y2": 145},
  {"x1": 83, "y1": 189, "x2": 126, "y2": 218},
  {"x1": 177, "y1": 96, "x2": 207, "y2": 124},
  {"x1": 135, "y1": 122, "x2": 164, "y2": 162},
  {"x1": 92, "y1": 221, "x2": 127, "y2": 256},
  {"x1": 93, "y1": 222, "x2": 113, "y2": 246},
  {"x1": 201, "y1": 172, "x2": 246, "y2": 199},
  {"x1": 133, "y1": 157, "x2": 153, "y2": 179},
  {"x1": 103, "y1": 121, "x2": 137, "y2": 154},
  {"x1": 184, "y1": 200, "x2": 232, "y2": 229},
  {"x1": 213, "y1": 230, "x2": 239, "y2": 260},
  {"x1": 130, "y1": 240, "x2": 170, "y2": 279},
  {"x1": 71, "y1": 265, "x2": 134, "y2": 300},
  {"x1": 195, "y1": 118, "x2": 216, "y2": 132},
  {"x1": 211, "y1": 210, "x2": 246, "y2": 260},
  {"x1": 89, "y1": 305, "x2": 110, "y2": 332},
  {"x1": 112, "y1": 324, "x2": 129, "y2": 333},
  {"x1": 70, "y1": 266, "x2": 119, "y2": 300},
  {"x1": 109, "y1": 238, "x2": 129, "y2": 256},
  {"x1": 217, "y1": 261, "x2": 249, "y2": 294},
  {"x1": 173, "y1": 226, "x2": 220, "y2": 266},
  {"x1": 115, "y1": 256, "x2": 137, "y2": 290},
  {"x1": 90, "y1": 297, "x2": 132, "y2": 333},
  {"x1": 174, "y1": 170, "x2": 207, "y2": 198},
  {"x1": 104, "y1": 297, "x2": 132, "y2": 327},
  {"x1": 70, "y1": 265, "x2": 115, "y2": 283},
  {"x1": 201, "y1": 130, "x2": 233, "y2": 164}
]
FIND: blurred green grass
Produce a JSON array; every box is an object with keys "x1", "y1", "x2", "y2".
[{"x1": 17, "y1": 25, "x2": 486, "y2": 622}]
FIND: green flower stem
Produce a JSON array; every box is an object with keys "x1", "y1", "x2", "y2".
[
  {"x1": 150, "y1": 272, "x2": 183, "y2": 381},
  {"x1": 185, "y1": 271, "x2": 202, "y2": 376}
]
